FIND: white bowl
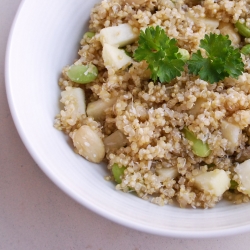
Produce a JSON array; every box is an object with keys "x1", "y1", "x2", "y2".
[{"x1": 5, "y1": 0, "x2": 250, "y2": 238}]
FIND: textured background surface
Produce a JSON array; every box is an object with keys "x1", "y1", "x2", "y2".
[{"x1": 1, "y1": 0, "x2": 250, "y2": 249}]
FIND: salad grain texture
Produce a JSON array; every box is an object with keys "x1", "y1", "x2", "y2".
[{"x1": 55, "y1": 0, "x2": 250, "y2": 208}]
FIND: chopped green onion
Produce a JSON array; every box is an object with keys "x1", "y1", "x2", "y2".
[
  {"x1": 183, "y1": 127, "x2": 210, "y2": 157},
  {"x1": 235, "y1": 21, "x2": 250, "y2": 38},
  {"x1": 112, "y1": 163, "x2": 126, "y2": 184},
  {"x1": 84, "y1": 32, "x2": 95, "y2": 39},
  {"x1": 241, "y1": 44, "x2": 250, "y2": 55}
]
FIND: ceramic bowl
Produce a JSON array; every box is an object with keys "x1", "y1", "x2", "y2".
[{"x1": 6, "y1": 0, "x2": 250, "y2": 238}]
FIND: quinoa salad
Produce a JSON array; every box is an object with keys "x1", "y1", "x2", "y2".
[{"x1": 54, "y1": 0, "x2": 250, "y2": 208}]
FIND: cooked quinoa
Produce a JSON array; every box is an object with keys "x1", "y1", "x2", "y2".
[{"x1": 55, "y1": 0, "x2": 250, "y2": 208}]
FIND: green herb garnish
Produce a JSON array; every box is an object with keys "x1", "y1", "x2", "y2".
[
  {"x1": 134, "y1": 26, "x2": 185, "y2": 83},
  {"x1": 187, "y1": 33, "x2": 244, "y2": 84}
]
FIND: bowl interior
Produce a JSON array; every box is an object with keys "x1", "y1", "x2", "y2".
[{"x1": 5, "y1": 0, "x2": 250, "y2": 238}]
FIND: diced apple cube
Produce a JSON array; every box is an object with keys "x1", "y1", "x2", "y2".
[
  {"x1": 193, "y1": 169, "x2": 230, "y2": 196},
  {"x1": 61, "y1": 87, "x2": 86, "y2": 116},
  {"x1": 235, "y1": 159, "x2": 250, "y2": 195},
  {"x1": 156, "y1": 167, "x2": 178, "y2": 182},
  {"x1": 201, "y1": 17, "x2": 220, "y2": 31},
  {"x1": 219, "y1": 22, "x2": 241, "y2": 46},
  {"x1": 221, "y1": 120, "x2": 241, "y2": 151},
  {"x1": 103, "y1": 130, "x2": 128, "y2": 151},
  {"x1": 86, "y1": 97, "x2": 117, "y2": 121},
  {"x1": 102, "y1": 43, "x2": 132, "y2": 71},
  {"x1": 100, "y1": 23, "x2": 138, "y2": 47}
]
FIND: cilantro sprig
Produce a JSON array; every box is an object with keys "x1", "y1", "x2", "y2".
[
  {"x1": 133, "y1": 26, "x2": 244, "y2": 84},
  {"x1": 187, "y1": 33, "x2": 244, "y2": 84},
  {"x1": 134, "y1": 26, "x2": 185, "y2": 83}
]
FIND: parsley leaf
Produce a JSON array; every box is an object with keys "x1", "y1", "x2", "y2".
[
  {"x1": 187, "y1": 33, "x2": 244, "y2": 84},
  {"x1": 134, "y1": 26, "x2": 185, "y2": 83}
]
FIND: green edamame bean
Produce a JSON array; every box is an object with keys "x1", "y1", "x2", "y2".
[
  {"x1": 178, "y1": 48, "x2": 190, "y2": 62},
  {"x1": 241, "y1": 44, "x2": 250, "y2": 55},
  {"x1": 235, "y1": 21, "x2": 250, "y2": 38},
  {"x1": 183, "y1": 127, "x2": 210, "y2": 157},
  {"x1": 112, "y1": 163, "x2": 126, "y2": 184},
  {"x1": 83, "y1": 32, "x2": 95, "y2": 39},
  {"x1": 67, "y1": 64, "x2": 98, "y2": 84}
]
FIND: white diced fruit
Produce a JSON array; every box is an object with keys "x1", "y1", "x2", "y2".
[
  {"x1": 219, "y1": 22, "x2": 241, "y2": 46},
  {"x1": 86, "y1": 98, "x2": 117, "y2": 121},
  {"x1": 221, "y1": 120, "x2": 241, "y2": 151},
  {"x1": 156, "y1": 167, "x2": 178, "y2": 182},
  {"x1": 201, "y1": 17, "x2": 220, "y2": 30},
  {"x1": 102, "y1": 43, "x2": 132, "y2": 71},
  {"x1": 61, "y1": 87, "x2": 86, "y2": 116},
  {"x1": 193, "y1": 169, "x2": 230, "y2": 196},
  {"x1": 235, "y1": 159, "x2": 250, "y2": 195},
  {"x1": 100, "y1": 23, "x2": 138, "y2": 47}
]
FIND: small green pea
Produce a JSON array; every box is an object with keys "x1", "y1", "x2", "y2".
[
  {"x1": 183, "y1": 127, "x2": 210, "y2": 157},
  {"x1": 235, "y1": 21, "x2": 250, "y2": 38},
  {"x1": 67, "y1": 64, "x2": 98, "y2": 84},
  {"x1": 112, "y1": 163, "x2": 126, "y2": 184},
  {"x1": 83, "y1": 32, "x2": 95, "y2": 39},
  {"x1": 177, "y1": 48, "x2": 190, "y2": 62},
  {"x1": 241, "y1": 44, "x2": 250, "y2": 55}
]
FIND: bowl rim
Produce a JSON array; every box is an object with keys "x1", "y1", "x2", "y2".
[{"x1": 5, "y1": 0, "x2": 250, "y2": 238}]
